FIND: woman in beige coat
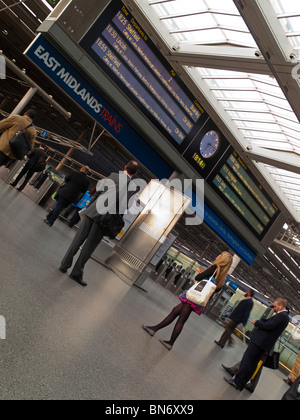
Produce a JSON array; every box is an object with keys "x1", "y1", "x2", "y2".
[{"x1": 0, "y1": 109, "x2": 37, "y2": 166}]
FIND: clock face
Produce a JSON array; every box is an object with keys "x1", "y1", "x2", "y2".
[{"x1": 200, "y1": 131, "x2": 220, "y2": 159}]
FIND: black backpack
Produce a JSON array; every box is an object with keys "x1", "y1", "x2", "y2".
[{"x1": 9, "y1": 123, "x2": 33, "y2": 160}]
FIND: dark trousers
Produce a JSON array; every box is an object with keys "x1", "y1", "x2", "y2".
[
  {"x1": 234, "y1": 343, "x2": 266, "y2": 389},
  {"x1": 47, "y1": 197, "x2": 70, "y2": 226},
  {"x1": 63, "y1": 206, "x2": 81, "y2": 228},
  {"x1": 11, "y1": 164, "x2": 35, "y2": 191},
  {"x1": 60, "y1": 216, "x2": 104, "y2": 280},
  {"x1": 218, "y1": 320, "x2": 238, "y2": 347},
  {"x1": 230, "y1": 352, "x2": 267, "y2": 393},
  {"x1": 0, "y1": 151, "x2": 9, "y2": 167}
]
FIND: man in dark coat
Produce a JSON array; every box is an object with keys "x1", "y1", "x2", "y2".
[
  {"x1": 215, "y1": 289, "x2": 254, "y2": 348},
  {"x1": 10, "y1": 144, "x2": 48, "y2": 192},
  {"x1": 225, "y1": 298, "x2": 290, "y2": 391},
  {"x1": 44, "y1": 166, "x2": 90, "y2": 227}
]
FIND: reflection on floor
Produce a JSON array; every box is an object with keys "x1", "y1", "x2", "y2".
[{"x1": 0, "y1": 182, "x2": 289, "y2": 400}]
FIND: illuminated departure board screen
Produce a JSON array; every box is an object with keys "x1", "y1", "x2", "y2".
[
  {"x1": 207, "y1": 149, "x2": 280, "y2": 238},
  {"x1": 80, "y1": 1, "x2": 207, "y2": 149}
]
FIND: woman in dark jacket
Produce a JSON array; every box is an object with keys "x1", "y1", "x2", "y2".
[{"x1": 215, "y1": 289, "x2": 254, "y2": 348}]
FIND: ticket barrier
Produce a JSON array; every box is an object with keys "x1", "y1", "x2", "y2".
[
  {"x1": 0, "y1": 160, "x2": 26, "y2": 184},
  {"x1": 37, "y1": 168, "x2": 65, "y2": 209},
  {"x1": 156, "y1": 262, "x2": 177, "y2": 287},
  {"x1": 149, "y1": 260, "x2": 167, "y2": 281},
  {"x1": 15, "y1": 167, "x2": 64, "y2": 206},
  {"x1": 177, "y1": 276, "x2": 194, "y2": 297},
  {"x1": 166, "y1": 268, "x2": 186, "y2": 294}
]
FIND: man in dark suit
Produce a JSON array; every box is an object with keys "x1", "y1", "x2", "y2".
[
  {"x1": 215, "y1": 289, "x2": 254, "y2": 348},
  {"x1": 44, "y1": 166, "x2": 90, "y2": 227},
  {"x1": 225, "y1": 298, "x2": 290, "y2": 391},
  {"x1": 10, "y1": 144, "x2": 48, "y2": 192},
  {"x1": 59, "y1": 161, "x2": 139, "y2": 287}
]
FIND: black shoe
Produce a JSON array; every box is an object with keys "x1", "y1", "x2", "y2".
[
  {"x1": 10, "y1": 183, "x2": 17, "y2": 188},
  {"x1": 224, "y1": 377, "x2": 243, "y2": 391},
  {"x1": 283, "y1": 378, "x2": 293, "y2": 387},
  {"x1": 59, "y1": 267, "x2": 68, "y2": 274},
  {"x1": 245, "y1": 384, "x2": 254, "y2": 394},
  {"x1": 222, "y1": 365, "x2": 235, "y2": 377},
  {"x1": 69, "y1": 274, "x2": 87, "y2": 287},
  {"x1": 214, "y1": 340, "x2": 224, "y2": 349},
  {"x1": 44, "y1": 219, "x2": 53, "y2": 227}
]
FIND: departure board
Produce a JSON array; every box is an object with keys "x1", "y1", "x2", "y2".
[
  {"x1": 80, "y1": 1, "x2": 207, "y2": 149},
  {"x1": 207, "y1": 149, "x2": 280, "y2": 238}
]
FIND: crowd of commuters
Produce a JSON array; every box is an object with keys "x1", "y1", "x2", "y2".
[{"x1": 0, "y1": 110, "x2": 298, "y2": 400}]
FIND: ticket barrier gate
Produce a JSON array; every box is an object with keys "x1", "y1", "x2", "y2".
[
  {"x1": 166, "y1": 269, "x2": 186, "y2": 294},
  {"x1": 22, "y1": 174, "x2": 59, "y2": 205},
  {"x1": 149, "y1": 260, "x2": 167, "y2": 281},
  {"x1": 3, "y1": 161, "x2": 65, "y2": 207},
  {"x1": 177, "y1": 276, "x2": 194, "y2": 297},
  {"x1": 156, "y1": 264, "x2": 177, "y2": 287},
  {"x1": 0, "y1": 160, "x2": 26, "y2": 184}
]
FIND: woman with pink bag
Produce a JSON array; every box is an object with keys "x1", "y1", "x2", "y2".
[{"x1": 142, "y1": 252, "x2": 233, "y2": 350}]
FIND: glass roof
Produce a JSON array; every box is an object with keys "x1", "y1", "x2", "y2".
[
  {"x1": 271, "y1": 0, "x2": 300, "y2": 49},
  {"x1": 151, "y1": 0, "x2": 257, "y2": 48},
  {"x1": 194, "y1": 67, "x2": 300, "y2": 153},
  {"x1": 147, "y1": 0, "x2": 300, "y2": 213}
]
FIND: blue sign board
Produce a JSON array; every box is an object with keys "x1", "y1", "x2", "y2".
[
  {"x1": 203, "y1": 203, "x2": 256, "y2": 265},
  {"x1": 40, "y1": 130, "x2": 48, "y2": 138},
  {"x1": 25, "y1": 35, "x2": 174, "y2": 180}
]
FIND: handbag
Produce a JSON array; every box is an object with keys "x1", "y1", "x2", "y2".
[
  {"x1": 186, "y1": 269, "x2": 217, "y2": 307},
  {"x1": 9, "y1": 123, "x2": 33, "y2": 160},
  {"x1": 264, "y1": 332, "x2": 284, "y2": 370},
  {"x1": 264, "y1": 351, "x2": 280, "y2": 370}
]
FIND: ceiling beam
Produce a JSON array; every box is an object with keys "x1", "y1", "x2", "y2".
[
  {"x1": 168, "y1": 45, "x2": 271, "y2": 75},
  {"x1": 245, "y1": 146, "x2": 300, "y2": 174},
  {"x1": 233, "y1": 0, "x2": 300, "y2": 123}
]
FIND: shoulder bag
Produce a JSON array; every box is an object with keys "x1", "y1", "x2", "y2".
[
  {"x1": 186, "y1": 269, "x2": 218, "y2": 307},
  {"x1": 9, "y1": 123, "x2": 33, "y2": 160},
  {"x1": 264, "y1": 334, "x2": 284, "y2": 370}
]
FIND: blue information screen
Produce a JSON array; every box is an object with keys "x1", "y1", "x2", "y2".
[
  {"x1": 80, "y1": 1, "x2": 207, "y2": 150},
  {"x1": 207, "y1": 148, "x2": 281, "y2": 239}
]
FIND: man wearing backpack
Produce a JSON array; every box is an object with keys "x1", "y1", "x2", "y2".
[
  {"x1": 0, "y1": 109, "x2": 37, "y2": 166},
  {"x1": 10, "y1": 144, "x2": 48, "y2": 192}
]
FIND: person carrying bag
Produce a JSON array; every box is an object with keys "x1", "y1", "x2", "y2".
[
  {"x1": 142, "y1": 252, "x2": 233, "y2": 350},
  {"x1": 59, "y1": 161, "x2": 139, "y2": 287},
  {"x1": 0, "y1": 110, "x2": 37, "y2": 166}
]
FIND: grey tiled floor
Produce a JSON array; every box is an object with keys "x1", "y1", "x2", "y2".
[{"x1": 0, "y1": 182, "x2": 290, "y2": 400}]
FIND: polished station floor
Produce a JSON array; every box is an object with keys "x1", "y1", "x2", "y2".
[{"x1": 0, "y1": 182, "x2": 290, "y2": 400}]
